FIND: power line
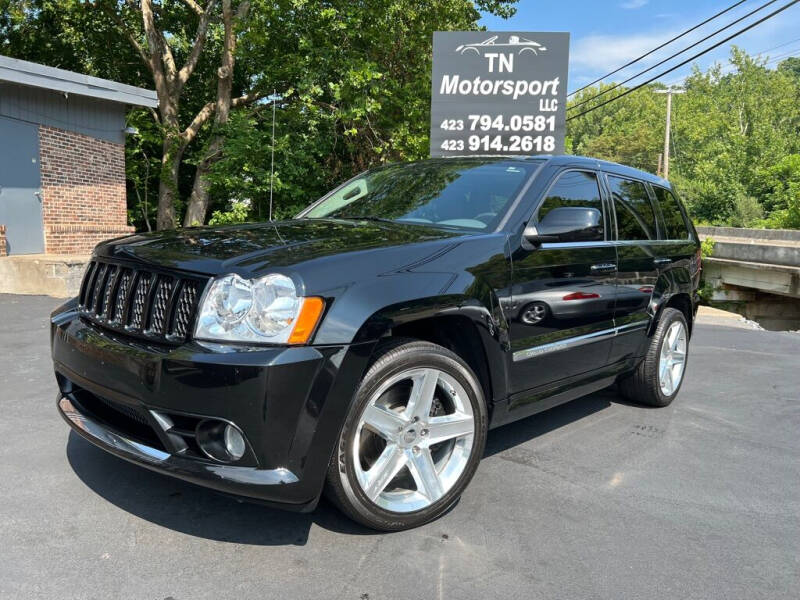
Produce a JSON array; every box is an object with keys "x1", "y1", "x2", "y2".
[
  {"x1": 753, "y1": 35, "x2": 800, "y2": 55},
  {"x1": 566, "y1": 0, "x2": 800, "y2": 122},
  {"x1": 568, "y1": 0, "x2": 780, "y2": 113},
  {"x1": 661, "y1": 47, "x2": 800, "y2": 87},
  {"x1": 662, "y1": 39, "x2": 800, "y2": 86},
  {"x1": 568, "y1": 0, "x2": 749, "y2": 97}
]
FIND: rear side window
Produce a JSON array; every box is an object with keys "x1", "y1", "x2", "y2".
[
  {"x1": 608, "y1": 176, "x2": 657, "y2": 241},
  {"x1": 536, "y1": 170, "x2": 604, "y2": 242},
  {"x1": 652, "y1": 186, "x2": 690, "y2": 240}
]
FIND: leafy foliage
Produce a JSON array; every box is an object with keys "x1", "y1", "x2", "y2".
[
  {"x1": 568, "y1": 48, "x2": 800, "y2": 229},
  {"x1": 754, "y1": 154, "x2": 800, "y2": 229},
  {"x1": 701, "y1": 237, "x2": 716, "y2": 259},
  {"x1": 3, "y1": 7, "x2": 799, "y2": 231},
  {"x1": 208, "y1": 199, "x2": 251, "y2": 225}
]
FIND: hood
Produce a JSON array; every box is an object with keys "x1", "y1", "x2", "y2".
[{"x1": 96, "y1": 218, "x2": 471, "y2": 276}]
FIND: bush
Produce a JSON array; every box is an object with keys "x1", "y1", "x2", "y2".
[
  {"x1": 701, "y1": 237, "x2": 715, "y2": 259},
  {"x1": 208, "y1": 199, "x2": 251, "y2": 226},
  {"x1": 729, "y1": 194, "x2": 764, "y2": 228},
  {"x1": 755, "y1": 155, "x2": 800, "y2": 229}
]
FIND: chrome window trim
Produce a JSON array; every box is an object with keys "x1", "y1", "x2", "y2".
[
  {"x1": 611, "y1": 239, "x2": 693, "y2": 246},
  {"x1": 512, "y1": 320, "x2": 649, "y2": 362},
  {"x1": 539, "y1": 239, "x2": 690, "y2": 250},
  {"x1": 540, "y1": 241, "x2": 614, "y2": 249}
]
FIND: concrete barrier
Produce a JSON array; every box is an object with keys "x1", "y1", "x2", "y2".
[
  {"x1": 696, "y1": 226, "x2": 800, "y2": 243},
  {"x1": 696, "y1": 226, "x2": 800, "y2": 268},
  {"x1": 0, "y1": 254, "x2": 88, "y2": 297}
]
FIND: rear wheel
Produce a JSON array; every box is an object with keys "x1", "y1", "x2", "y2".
[
  {"x1": 326, "y1": 340, "x2": 487, "y2": 531},
  {"x1": 619, "y1": 308, "x2": 689, "y2": 407},
  {"x1": 520, "y1": 301, "x2": 548, "y2": 325}
]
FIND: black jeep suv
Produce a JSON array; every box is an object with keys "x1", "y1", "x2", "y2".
[{"x1": 52, "y1": 155, "x2": 701, "y2": 530}]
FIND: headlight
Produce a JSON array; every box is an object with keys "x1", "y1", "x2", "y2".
[{"x1": 194, "y1": 273, "x2": 324, "y2": 344}]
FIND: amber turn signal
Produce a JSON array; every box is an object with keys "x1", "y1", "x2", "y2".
[{"x1": 288, "y1": 297, "x2": 325, "y2": 344}]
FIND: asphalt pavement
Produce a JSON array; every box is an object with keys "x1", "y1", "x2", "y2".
[{"x1": 1, "y1": 294, "x2": 798, "y2": 600}]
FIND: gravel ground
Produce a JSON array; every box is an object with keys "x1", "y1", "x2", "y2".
[{"x1": 1, "y1": 294, "x2": 798, "y2": 600}]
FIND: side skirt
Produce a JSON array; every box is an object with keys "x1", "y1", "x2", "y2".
[{"x1": 489, "y1": 357, "x2": 638, "y2": 429}]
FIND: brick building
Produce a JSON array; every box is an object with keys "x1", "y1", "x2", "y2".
[{"x1": 0, "y1": 55, "x2": 157, "y2": 257}]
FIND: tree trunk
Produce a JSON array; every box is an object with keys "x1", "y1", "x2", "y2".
[
  {"x1": 183, "y1": 141, "x2": 218, "y2": 227},
  {"x1": 156, "y1": 117, "x2": 185, "y2": 230},
  {"x1": 109, "y1": 0, "x2": 249, "y2": 230},
  {"x1": 182, "y1": 0, "x2": 241, "y2": 227},
  {"x1": 157, "y1": 146, "x2": 179, "y2": 230}
]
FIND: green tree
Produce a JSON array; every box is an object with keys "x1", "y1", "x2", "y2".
[
  {"x1": 567, "y1": 48, "x2": 800, "y2": 228},
  {"x1": 755, "y1": 154, "x2": 800, "y2": 228},
  {"x1": 1, "y1": 0, "x2": 518, "y2": 229},
  {"x1": 206, "y1": 0, "x2": 519, "y2": 221}
]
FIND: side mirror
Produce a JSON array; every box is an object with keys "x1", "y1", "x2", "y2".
[
  {"x1": 522, "y1": 224, "x2": 560, "y2": 246},
  {"x1": 524, "y1": 206, "x2": 603, "y2": 245}
]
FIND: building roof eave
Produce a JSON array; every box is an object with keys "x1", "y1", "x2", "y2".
[{"x1": 0, "y1": 55, "x2": 158, "y2": 108}]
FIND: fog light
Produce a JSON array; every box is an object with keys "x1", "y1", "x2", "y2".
[
  {"x1": 224, "y1": 423, "x2": 246, "y2": 460},
  {"x1": 196, "y1": 419, "x2": 248, "y2": 463}
]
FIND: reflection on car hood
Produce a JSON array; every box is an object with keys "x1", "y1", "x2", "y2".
[{"x1": 96, "y1": 218, "x2": 470, "y2": 276}]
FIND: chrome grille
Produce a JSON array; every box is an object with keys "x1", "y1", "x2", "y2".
[{"x1": 78, "y1": 260, "x2": 206, "y2": 344}]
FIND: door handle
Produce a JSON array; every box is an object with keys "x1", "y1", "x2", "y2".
[
  {"x1": 590, "y1": 263, "x2": 617, "y2": 273},
  {"x1": 653, "y1": 257, "x2": 672, "y2": 266}
]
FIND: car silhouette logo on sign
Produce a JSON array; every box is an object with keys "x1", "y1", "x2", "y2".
[{"x1": 455, "y1": 35, "x2": 548, "y2": 56}]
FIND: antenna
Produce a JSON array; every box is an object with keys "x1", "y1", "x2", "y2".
[{"x1": 269, "y1": 89, "x2": 276, "y2": 221}]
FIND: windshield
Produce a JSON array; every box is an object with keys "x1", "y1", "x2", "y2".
[{"x1": 299, "y1": 159, "x2": 541, "y2": 231}]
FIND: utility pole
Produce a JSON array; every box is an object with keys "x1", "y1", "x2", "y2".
[{"x1": 654, "y1": 87, "x2": 684, "y2": 179}]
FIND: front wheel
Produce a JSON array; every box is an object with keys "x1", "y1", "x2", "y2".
[
  {"x1": 326, "y1": 340, "x2": 487, "y2": 531},
  {"x1": 619, "y1": 308, "x2": 689, "y2": 407}
]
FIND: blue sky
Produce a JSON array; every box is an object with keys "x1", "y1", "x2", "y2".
[{"x1": 479, "y1": 0, "x2": 800, "y2": 93}]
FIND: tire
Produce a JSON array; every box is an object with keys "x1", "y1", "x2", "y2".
[
  {"x1": 520, "y1": 301, "x2": 548, "y2": 325},
  {"x1": 326, "y1": 339, "x2": 488, "y2": 531},
  {"x1": 619, "y1": 308, "x2": 689, "y2": 407}
]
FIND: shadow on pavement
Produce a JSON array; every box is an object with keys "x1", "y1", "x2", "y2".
[
  {"x1": 66, "y1": 432, "x2": 374, "y2": 546},
  {"x1": 66, "y1": 387, "x2": 624, "y2": 545},
  {"x1": 484, "y1": 388, "x2": 620, "y2": 457}
]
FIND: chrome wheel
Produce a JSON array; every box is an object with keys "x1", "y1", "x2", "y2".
[
  {"x1": 352, "y1": 367, "x2": 475, "y2": 513},
  {"x1": 659, "y1": 321, "x2": 687, "y2": 396},
  {"x1": 521, "y1": 302, "x2": 547, "y2": 325}
]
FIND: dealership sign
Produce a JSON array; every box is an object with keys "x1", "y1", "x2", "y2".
[{"x1": 430, "y1": 31, "x2": 569, "y2": 157}]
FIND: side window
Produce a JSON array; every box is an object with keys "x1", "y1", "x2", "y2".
[
  {"x1": 608, "y1": 176, "x2": 657, "y2": 241},
  {"x1": 652, "y1": 186, "x2": 690, "y2": 240},
  {"x1": 535, "y1": 170, "x2": 604, "y2": 242}
]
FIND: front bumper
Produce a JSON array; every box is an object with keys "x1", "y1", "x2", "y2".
[
  {"x1": 58, "y1": 395, "x2": 300, "y2": 497},
  {"x1": 51, "y1": 300, "x2": 373, "y2": 509}
]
